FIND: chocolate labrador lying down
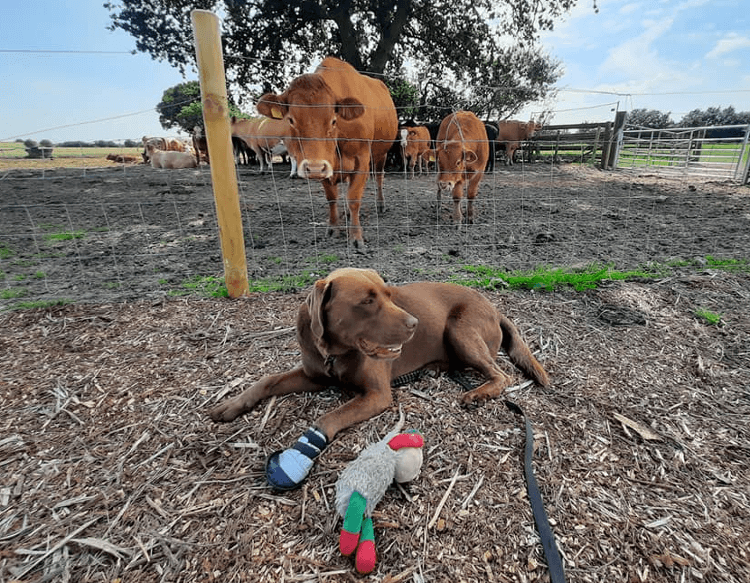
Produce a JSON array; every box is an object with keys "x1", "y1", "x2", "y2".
[{"x1": 210, "y1": 268, "x2": 549, "y2": 489}]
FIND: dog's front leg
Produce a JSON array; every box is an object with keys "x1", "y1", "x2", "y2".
[
  {"x1": 316, "y1": 379, "x2": 393, "y2": 441},
  {"x1": 209, "y1": 366, "x2": 326, "y2": 423}
]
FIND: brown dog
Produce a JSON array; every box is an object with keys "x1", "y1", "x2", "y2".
[{"x1": 210, "y1": 268, "x2": 549, "y2": 489}]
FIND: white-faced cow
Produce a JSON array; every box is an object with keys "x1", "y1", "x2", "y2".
[
  {"x1": 496, "y1": 120, "x2": 542, "y2": 166},
  {"x1": 424, "y1": 111, "x2": 489, "y2": 225},
  {"x1": 141, "y1": 136, "x2": 192, "y2": 163},
  {"x1": 256, "y1": 57, "x2": 398, "y2": 249}
]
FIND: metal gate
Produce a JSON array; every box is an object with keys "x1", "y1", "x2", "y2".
[{"x1": 617, "y1": 124, "x2": 750, "y2": 183}]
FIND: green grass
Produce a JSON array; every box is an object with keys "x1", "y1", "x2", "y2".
[
  {"x1": 1, "y1": 289, "x2": 26, "y2": 300},
  {"x1": 0, "y1": 245, "x2": 13, "y2": 259},
  {"x1": 308, "y1": 254, "x2": 340, "y2": 264},
  {"x1": 169, "y1": 275, "x2": 230, "y2": 298},
  {"x1": 44, "y1": 230, "x2": 86, "y2": 242},
  {"x1": 454, "y1": 263, "x2": 667, "y2": 292},
  {"x1": 695, "y1": 308, "x2": 723, "y2": 326},
  {"x1": 617, "y1": 142, "x2": 746, "y2": 169},
  {"x1": 705, "y1": 255, "x2": 750, "y2": 272}
]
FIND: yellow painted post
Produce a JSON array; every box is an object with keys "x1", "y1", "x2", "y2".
[{"x1": 191, "y1": 9, "x2": 249, "y2": 298}]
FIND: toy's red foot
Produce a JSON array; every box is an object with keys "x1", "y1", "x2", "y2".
[
  {"x1": 356, "y1": 538, "x2": 376, "y2": 574},
  {"x1": 339, "y1": 529, "x2": 359, "y2": 556}
]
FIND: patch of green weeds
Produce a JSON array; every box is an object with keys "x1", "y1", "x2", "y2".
[
  {"x1": 45, "y1": 230, "x2": 85, "y2": 242},
  {"x1": 705, "y1": 255, "x2": 750, "y2": 272},
  {"x1": 308, "y1": 254, "x2": 339, "y2": 264},
  {"x1": 0, "y1": 245, "x2": 13, "y2": 260},
  {"x1": 456, "y1": 263, "x2": 664, "y2": 292},
  {"x1": 247, "y1": 272, "x2": 317, "y2": 293},
  {"x1": 695, "y1": 308, "x2": 723, "y2": 326},
  {"x1": 169, "y1": 275, "x2": 229, "y2": 298},
  {"x1": 1, "y1": 289, "x2": 26, "y2": 300}
]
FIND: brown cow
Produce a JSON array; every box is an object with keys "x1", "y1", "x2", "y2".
[
  {"x1": 230, "y1": 116, "x2": 288, "y2": 172},
  {"x1": 496, "y1": 120, "x2": 542, "y2": 166},
  {"x1": 424, "y1": 111, "x2": 489, "y2": 224},
  {"x1": 400, "y1": 125, "x2": 432, "y2": 177},
  {"x1": 106, "y1": 153, "x2": 139, "y2": 164},
  {"x1": 192, "y1": 126, "x2": 209, "y2": 165},
  {"x1": 256, "y1": 56, "x2": 398, "y2": 249}
]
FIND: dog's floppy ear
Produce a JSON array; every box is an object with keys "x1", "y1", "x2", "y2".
[{"x1": 306, "y1": 278, "x2": 333, "y2": 356}]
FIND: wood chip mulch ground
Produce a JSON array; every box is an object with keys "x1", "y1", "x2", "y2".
[{"x1": 1, "y1": 270, "x2": 749, "y2": 582}]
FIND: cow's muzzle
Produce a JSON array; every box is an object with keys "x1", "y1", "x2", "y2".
[{"x1": 299, "y1": 159, "x2": 334, "y2": 180}]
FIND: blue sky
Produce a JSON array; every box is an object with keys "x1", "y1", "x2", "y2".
[{"x1": 1, "y1": 0, "x2": 749, "y2": 143}]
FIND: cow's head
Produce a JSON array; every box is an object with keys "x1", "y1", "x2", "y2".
[
  {"x1": 399, "y1": 128, "x2": 409, "y2": 147},
  {"x1": 424, "y1": 141, "x2": 479, "y2": 191},
  {"x1": 257, "y1": 74, "x2": 365, "y2": 180}
]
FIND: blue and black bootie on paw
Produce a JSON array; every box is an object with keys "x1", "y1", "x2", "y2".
[{"x1": 265, "y1": 427, "x2": 328, "y2": 490}]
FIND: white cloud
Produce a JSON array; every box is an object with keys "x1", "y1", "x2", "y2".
[{"x1": 706, "y1": 33, "x2": 750, "y2": 59}]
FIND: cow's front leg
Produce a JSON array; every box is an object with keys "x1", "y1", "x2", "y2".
[
  {"x1": 465, "y1": 171, "x2": 483, "y2": 224},
  {"x1": 451, "y1": 182, "x2": 465, "y2": 224},
  {"x1": 345, "y1": 172, "x2": 367, "y2": 249},
  {"x1": 322, "y1": 179, "x2": 343, "y2": 239}
]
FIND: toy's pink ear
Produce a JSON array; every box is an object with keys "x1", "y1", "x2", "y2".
[{"x1": 388, "y1": 432, "x2": 423, "y2": 451}]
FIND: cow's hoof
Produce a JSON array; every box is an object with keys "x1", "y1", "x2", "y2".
[{"x1": 352, "y1": 239, "x2": 367, "y2": 252}]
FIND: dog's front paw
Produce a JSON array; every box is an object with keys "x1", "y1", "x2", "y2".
[
  {"x1": 266, "y1": 427, "x2": 328, "y2": 490},
  {"x1": 209, "y1": 398, "x2": 246, "y2": 422}
]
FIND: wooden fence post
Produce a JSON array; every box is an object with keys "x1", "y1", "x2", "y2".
[
  {"x1": 191, "y1": 9, "x2": 249, "y2": 298},
  {"x1": 606, "y1": 111, "x2": 627, "y2": 170}
]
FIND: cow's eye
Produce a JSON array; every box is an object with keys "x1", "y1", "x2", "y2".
[{"x1": 361, "y1": 297, "x2": 373, "y2": 305}]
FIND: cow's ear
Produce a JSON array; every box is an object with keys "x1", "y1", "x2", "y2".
[
  {"x1": 257, "y1": 93, "x2": 288, "y2": 120},
  {"x1": 336, "y1": 98, "x2": 365, "y2": 121},
  {"x1": 464, "y1": 149, "x2": 478, "y2": 164},
  {"x1": 306, "y1": 278, "x2": 333, "y2": 356},
  {"x1": 423, "y1": 149, "x2": 437, "y2": 163}
]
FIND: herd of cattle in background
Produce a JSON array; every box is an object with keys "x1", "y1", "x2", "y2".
[{"x1": 124, "y1": 57, "x2": 542, "y2": 247}]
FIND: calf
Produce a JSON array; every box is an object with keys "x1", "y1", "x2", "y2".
[
  {"x1": 400, "y1": 125, "x2": 432, "y2": 177},
  {"x1": 496, "y1": 120, "x2": 542, "y2": 166},
  {"x1": 146, "y1": 144, "x2": 198, "y2": 169},
  {"x1": 424, "y1": 111, "x2": 489, "y2": 224},
  {"x1": 192, "y1": 126, "x2": 209, "y2": 165}
]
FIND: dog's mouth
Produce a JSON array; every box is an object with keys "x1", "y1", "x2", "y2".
[{"x1": 358, "y1": 340, "x2": 403, "y2": 360}]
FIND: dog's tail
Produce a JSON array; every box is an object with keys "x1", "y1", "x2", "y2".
[{"x1": 499, "y1": 314, "x2": 550, "y2": 387}]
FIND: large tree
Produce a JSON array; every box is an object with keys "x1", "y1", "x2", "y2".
[
  {"x1": 156, "y1": 80, "x2": 247, "y2": 133},
  {"x1": 105, "y1": 0, "x2": 587, "y2": 120}
]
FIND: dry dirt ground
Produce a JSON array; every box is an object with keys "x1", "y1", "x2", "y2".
[
  {"x1": 1, "y1": 162, "x2": 749, "y2": 582},
  {"x1": 1, "y1": 162, "x2": 749, "y2": 305}
]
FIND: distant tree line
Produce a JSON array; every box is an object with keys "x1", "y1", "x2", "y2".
[{"x1": 627, "y1": 106, "x2": 750, "y2": 129}]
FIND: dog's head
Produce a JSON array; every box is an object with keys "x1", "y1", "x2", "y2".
[{"x1": 306, "y1": 268, "x2": 418, "y2": 360}]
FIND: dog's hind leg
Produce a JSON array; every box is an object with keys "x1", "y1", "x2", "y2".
[{"x1": 447, "y1": 326, "x2": 515, "y2": 404}]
